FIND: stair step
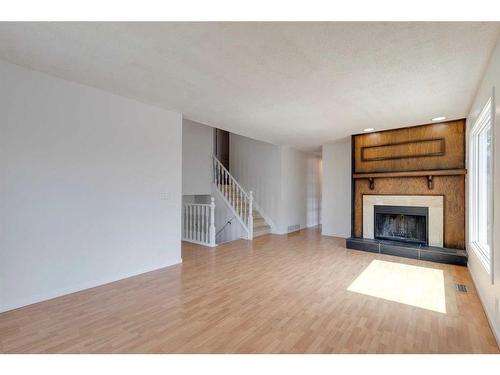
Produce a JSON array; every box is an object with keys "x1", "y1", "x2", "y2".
[
  {"x1": 253, "y1": 219, "x2": 270, "y2": 231},
  {"x1": 253, "y1": 217, "x2": 266, "y2": 225},
  {"x1": 252, "y1": 211, "x2": 263, "y2": 219},
  {"x1": 253, "y1": 227, "x2": 271, "y2": 238},
  {"x1": 254, "y1": 224, "x2": 271, "y2": 232}
]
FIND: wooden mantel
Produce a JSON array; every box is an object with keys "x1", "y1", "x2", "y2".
[
  {"x1": 353, "y1": 169, "x2": 467, "y2": 189},
  {"x1": 353, "y1": 169, "x2": 467, "y2": 179}
]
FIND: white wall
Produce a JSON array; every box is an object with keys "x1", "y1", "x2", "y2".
[
  {"x1": 230, "y1": 135, "x2": 321, "y2": 234},
  {"x1": 466, "y1": 37, "x2": 500, "y2": 344},
  {"x1": 306, "y1": 155, "x2": 322, "y2": 228},
  {"x1": 280, "y1": 148, "x2": 322, "y2": 232},
  {"x1": 0, "y1": 60, "x2": 183, "y2": 313},
  {"x1": 280, "y1": 147, "x2": 308, "y2": 232},
  {"x1": 321, "y1": 138, "x2": 352, "y2": 238},
  {"x1": 182, "y1": 119, "x2": 213, "y2": 195}
]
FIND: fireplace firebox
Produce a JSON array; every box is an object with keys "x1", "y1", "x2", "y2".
[{"x1": 374, "y1": 205, "x2": 428, "y2": 245}]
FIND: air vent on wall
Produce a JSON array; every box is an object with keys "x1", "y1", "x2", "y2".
[{"x1": 287, "y1": 224, "x2": 300, "y2": 233}]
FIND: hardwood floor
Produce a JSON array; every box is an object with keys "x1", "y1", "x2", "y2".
[{"x1": 0, "y1": 227, "x2": 498, "y2": 353}]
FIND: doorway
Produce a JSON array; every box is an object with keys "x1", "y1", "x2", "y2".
[{"x1": 214, "y1": 128, "x2": 230, "y2": 170}]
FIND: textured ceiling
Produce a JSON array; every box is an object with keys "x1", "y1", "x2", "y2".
[{"x1": 0, "y1": 22, "x2": 499, "y2": 151}]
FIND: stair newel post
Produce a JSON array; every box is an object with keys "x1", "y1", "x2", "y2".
[
  {"x1": 209, "y1": 197, "x2": 216, "y2": 247},
  {"x1": 248, "y1": 191, "x2": 254, "y2": 240}
]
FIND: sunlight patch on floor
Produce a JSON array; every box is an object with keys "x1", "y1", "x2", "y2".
[{"x1": 347, "y1": 259, "x2": 446, "y2": 313}]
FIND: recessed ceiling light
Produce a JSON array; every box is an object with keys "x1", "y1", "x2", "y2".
[
  {"x1": 363, "y1": 128, "x2": 375, "y2": 132},
  {"x1": 431, "y1": 116, "x2": 447, "y2": 122}
]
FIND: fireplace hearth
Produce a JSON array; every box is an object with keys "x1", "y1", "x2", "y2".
[
  {"x1": 347, "y1": 194, "x2": 465, "y2": 266},
  {"x1": 347, "y1": 197, "x2": 465, "y2": 265},
  {"x1": 374, "y1": 205, "x2": 428, "y2": 245}
]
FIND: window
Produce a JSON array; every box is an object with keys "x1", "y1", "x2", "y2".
[{"x1": 469, "y1": 96, "x2": 495, "y2": 275}]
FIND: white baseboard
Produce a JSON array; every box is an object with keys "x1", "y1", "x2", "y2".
[
  {"x1": 0, "y1": 257, "x2": 182, "y2": 313},
  {"x1": 306, "y1": 223, "x2": 321, "y2": 229},
  {"x1": 321, "y1": 230, "x2": 349, "y2": 239},
  {"x1": 468, "y1": 262, "x2": 500, "y2": 349}
]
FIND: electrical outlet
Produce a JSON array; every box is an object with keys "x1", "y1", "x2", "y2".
[{"x1": 496, "y1": 297, "x2": 499, "y2": 315}]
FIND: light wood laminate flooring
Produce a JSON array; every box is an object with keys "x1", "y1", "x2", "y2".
[{"x1": 0, "y1": 227, "x2": 498, "y2": 353}]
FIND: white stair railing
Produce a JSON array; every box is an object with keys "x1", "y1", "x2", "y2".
[
  {"x1": 212, "y1": 155, "x2": 253, "y2": 239},
  {"x1": 182, "y1": 197, "x2": 216, "y2": 247}
]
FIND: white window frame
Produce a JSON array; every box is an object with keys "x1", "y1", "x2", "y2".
[{"x1": 469, "y1": 91, "x2": 495, "y2": 281}]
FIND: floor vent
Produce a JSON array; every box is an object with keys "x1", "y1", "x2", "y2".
[
  {"x1": 287, "y1": 224, "x2": 300, "y2": 233},
  {"x1": 455, "y1": 284, "x2": 468, "y2": 293}
]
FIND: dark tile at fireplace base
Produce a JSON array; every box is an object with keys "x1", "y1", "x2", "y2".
[
  {"x1": 345, "y1": 238, "x2": 467, "y2": 266},
  {"x1": 420, "y1": 247, "x2": 468, "y2": 266},
  {"x1": 346, "y1": 237, "x2": 379, "y2": 253},
  {"x1": 379, "y1": 239, "x2": 421, "y2": 249},
  {"x1": 380, "y1": 242, "x2": 419, "y2": 259}
]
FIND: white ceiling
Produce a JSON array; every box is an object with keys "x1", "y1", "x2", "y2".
[{"x1": 0, "y1": 22, "x2": 499, "y2": 151}]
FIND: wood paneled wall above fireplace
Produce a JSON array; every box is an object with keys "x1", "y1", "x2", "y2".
[
  {"x1": 353, "y1": 120, "x2": 465, "y2": 173},
  {"x1": 351, "y1": 119, "x2": 466, "y2": 249}
]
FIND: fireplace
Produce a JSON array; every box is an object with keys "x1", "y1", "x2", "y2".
[
  {"x1": 374, "y1": 205, "x2": 428, "y2": 245},
  {"x1": 348, "y1": 196, "x2": 465, "y2": 266}
]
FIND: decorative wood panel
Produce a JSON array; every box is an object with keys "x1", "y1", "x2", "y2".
[
  {"x1": 361, "y1": 138, "x2": 445, "y2": 162},
  {"x1": 354, "y1": 120, "x2": 465, "y2": 173}
]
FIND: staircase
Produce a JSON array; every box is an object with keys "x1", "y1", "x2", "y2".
[
  {"x1": 212, "y1": 155, "x2": 271, "y2": 240},
  {"x1": 252, "y1": 209, "x2": 271, "y2": 238},
  {"x1": 221, "y1": 185, "x2": 272, "y2": 238}
]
